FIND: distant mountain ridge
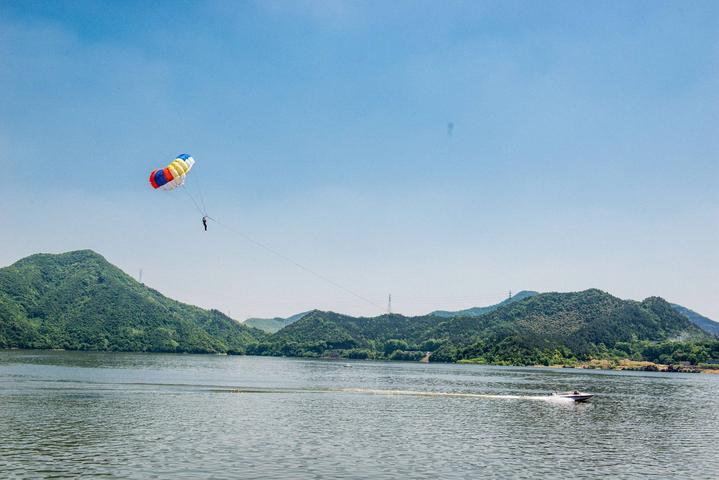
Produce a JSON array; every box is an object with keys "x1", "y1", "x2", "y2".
[
  {"x1": 249, "y1": 289, "x2": 713, "y2": 365},
  {"x1": 244, "y1": 291, "x2": 541, "y2": 333},
  {"x1": 670, "y1": 304, "x2": 719, "y2": 336},
  {"x1": 426, "y1": 289, "x2": 717, "y2": 337},
  {"x1": 0, "y1": 250, "x2": 265, "y2": 353},
  {"x1": 244, "y1": 311, "x2": 311, "y2": 333},
  {"x1": 427, "y1": 290, "x2": 707, "y2": 363},
  {"x1": 430, "y1": 290, "x2": 539, "y2": 318}
]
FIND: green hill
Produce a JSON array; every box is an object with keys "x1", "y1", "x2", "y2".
[
  {"x1": 427, "y1": 289, "x2": 708, "y2": 364},
  {"x1": 252, "y1": 311, "x2": 442, "y2": 359},
  {"x1": 429, "y1": 289, "x2": 717, "y2": 338},
  {"x1": 244, "y1": 311, "x2": 311, "y2": 333},
  {"x1": 249, "y1": 289, "x2": 715, "y2": 365},
  {"x1": 3, "y1": 251, "x2": 715, "y2": 366},
  {"x1": 0, "y1": 250, "x2": 265, "y2": 353},
  {"x1": 430, "y1": 290, "x2": 718, "y2": 338},
  {"x1": 670, "y1": 304, "x2": 719, "y2": 336},
  {"x1": 430, "y1": 290, "x2": 539, "y2": 318}
]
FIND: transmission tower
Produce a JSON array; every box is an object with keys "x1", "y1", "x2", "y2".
[{"x1": 387, "y1": 294, "x2": 392, "y2": 314}]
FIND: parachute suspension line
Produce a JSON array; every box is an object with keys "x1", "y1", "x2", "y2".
[
  {"x1": 180, "y1": 184, "x2": 206, "y2": 217},
  {"x1": 195, "y1": 182, "x2": 208, "y2": 217},
  {"x1": 191, "y1": 180, "x2": 208, "y2": 216},
  {"x1": 208, "y1": 217, "x2": 383, "y2": 310},
  {"x1": 189, "y1": 163, "x2": 209, "y2": 216},
  {"x1": 196, "y1": 176, "x2": 208, "y2": 217}
]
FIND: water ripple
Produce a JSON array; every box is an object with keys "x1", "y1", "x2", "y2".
[{"x1": 1, "y1": 351, "x2": 718, "y2": 479}]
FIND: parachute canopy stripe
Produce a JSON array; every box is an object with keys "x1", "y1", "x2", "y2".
[
  {"x1": 154, "y1": 169, "x2": 168, "y2": 187},
  {"x1": 149, "y1": 170, "x2": 159, "y2": 189},
  {"x1": 163, "y1": 168, "x2": 174, "y2": 182},
  {"x1": 149, "y1": 154, "x2": 195, "y2": 190}
]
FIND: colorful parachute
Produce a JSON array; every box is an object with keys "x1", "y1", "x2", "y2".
[{"x1": 149, "y1": 154, "x2": 195, "y2": 190}]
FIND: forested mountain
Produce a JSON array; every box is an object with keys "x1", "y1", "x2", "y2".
[
  {"x1": 427, "y1": 290, "x2": 707, "y2": 364},
  {"x1": 670, "y1": 304, "x2": 719, "y2": 335},
  {"x1": 250, "y1": 289, "x2": 715, "y2": 365},
  {"x1": 430, "y1": 290, "x2": 539, "y2": 318},
  {"x1": 2, "y1": 250, "x2": 716, "y2": 366},
  {"x1": 251, "y1": 311, "x2": 443, "y2": 359},
  {"x1": 244, "y1": 311, "x2": 311, "y2": 333},
  {"x1": 0, "y1": 250, "x2": 265, "y2": 353},
  {"x1": 430, "y1": 290, "x2": 718, "y2": 337}
]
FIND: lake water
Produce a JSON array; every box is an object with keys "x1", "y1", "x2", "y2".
[{"x1": 1, "y1": 351, "x2": 718, "y2": 479}]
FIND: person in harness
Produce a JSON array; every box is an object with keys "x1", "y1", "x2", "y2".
[{"x1": 202, "y1": 216, "x2": 208, "y2": 231}]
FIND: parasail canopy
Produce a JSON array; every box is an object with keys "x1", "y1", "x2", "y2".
[{"x1": 149, "y1": 153, "x2": 195, "y2": 190}]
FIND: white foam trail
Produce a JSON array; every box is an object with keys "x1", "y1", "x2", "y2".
[
  {"x1": 338, "y1": 388, "x2": 574, "y2": 402},
  {"x1": 220, "y1": 386, "x2": 578, "y2": 403}
]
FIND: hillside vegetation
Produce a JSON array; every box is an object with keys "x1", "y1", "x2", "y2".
[
  {"x1": 670, "y1": 304, "x2": 719, "y2": 336},
  {"x1": 250, "y1": 290, "x2": 717, "y2": 365},
  {"x1": 251, "y1": 311, "x2": 442, "y2": 360},
  {"x1": 1, "y1": 250, "x2": 716, "y2": 367},
  {"x1": 0, "y1": 250, "x2": 265, "y2": 353},
  {"x1": 428, "y1": 290, "x2": 710, "y2": 365},
  {"x1": 429, "y1": 290, "x2": 718, "y2": 337}
]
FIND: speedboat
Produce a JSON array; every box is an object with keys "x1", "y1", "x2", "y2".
[{"x1": 552, "y1": 391, "x2": 594, "y2": 402}]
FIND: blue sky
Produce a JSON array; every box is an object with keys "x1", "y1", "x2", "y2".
[{"x1": 1, "y1": 0, "x2": 717, "y2": 320}]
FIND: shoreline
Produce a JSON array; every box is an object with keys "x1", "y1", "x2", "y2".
[
  {"x1": 458, "y1": 357, "x2": 719, "y2": 374},
  {"x1": 4, "y1": 347, "x2": 719, "y2": 374}
]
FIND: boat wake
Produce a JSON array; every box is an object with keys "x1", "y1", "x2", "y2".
[
  {"x1": 337, "y1": 388, "x2": 575, "y2": 402},
  {"x1": 219, "y1": 386, "x2": 576, "y2": 403},
  {"x1": 15, "y1": 378, "x2": 578, "y2": 403}
]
